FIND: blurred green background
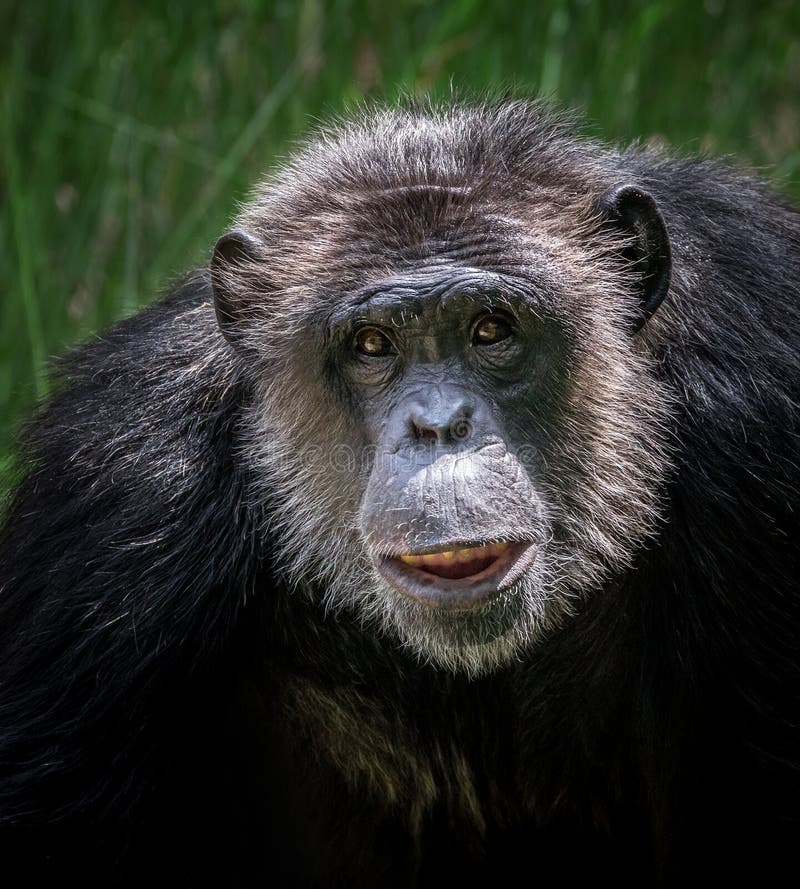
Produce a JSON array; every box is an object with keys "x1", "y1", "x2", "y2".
[{"x1": 2, "y1": 0, "x2": 799, "y2": 488}]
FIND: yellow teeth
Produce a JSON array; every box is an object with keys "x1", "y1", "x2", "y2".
[{"x1": 398, "y1": 541, "x2": 510, "y2": 567}]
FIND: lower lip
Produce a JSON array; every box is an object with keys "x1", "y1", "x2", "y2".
[{"x1": 376, "y1": 542, "x2": 536, "y2": 611}]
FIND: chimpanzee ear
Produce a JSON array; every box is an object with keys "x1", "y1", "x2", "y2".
[
  {"x1": 598, "y1": 184, "x2": 671, "y2": 332},
  {"x1": 210, "y1": 229, "x2": 263, "y2": 345}
]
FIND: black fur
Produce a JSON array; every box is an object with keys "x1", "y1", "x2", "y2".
[{"x1": 1, "y1": 100, "x2": 798, "y2": 887}]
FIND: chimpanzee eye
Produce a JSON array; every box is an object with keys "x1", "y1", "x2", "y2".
[
  {"x1": 354, "y1": 326, "x2": 396, "y2": 357},
  {"x1": 472, "y1": 314, "x2": 513, "y2": 346}
]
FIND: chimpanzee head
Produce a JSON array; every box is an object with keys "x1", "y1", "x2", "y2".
[{"x1": 211, "y1": 102, "x2": 673, "y2": 674}]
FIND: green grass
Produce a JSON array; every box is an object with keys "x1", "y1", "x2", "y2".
[{"x1": 2, "y1": 0, "x2": 799, "y2": 492}]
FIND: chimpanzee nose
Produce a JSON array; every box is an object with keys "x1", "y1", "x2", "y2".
[{"x1": 409, "y1": 394, "x2": 475, "y2": 445}]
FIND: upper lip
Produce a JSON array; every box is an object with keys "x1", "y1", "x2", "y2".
[
  {"x1": 393, "y1": 540, "x2": 510, "y2": 570},
  {"x1": 380, "y1": 539, "x2": 517, "y2": 557}
]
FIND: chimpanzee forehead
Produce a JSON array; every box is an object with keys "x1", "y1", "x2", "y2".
[{"x1": 326, "y1": 266, "x2": 541, "y2": 328}]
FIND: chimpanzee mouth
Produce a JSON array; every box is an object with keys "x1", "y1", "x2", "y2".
[{"x1": 376, "y1": 540, "x2": 536, "y2": 610}]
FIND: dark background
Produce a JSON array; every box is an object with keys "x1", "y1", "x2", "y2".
[{"x1": 2, "y1": 0, "x2": 799, "y2": 487}]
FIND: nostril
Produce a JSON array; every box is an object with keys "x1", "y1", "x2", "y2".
[
  {"x1": 411, "y1": 414, "x2": 474, "y2": 444},
  {"x1": 409, "y1": 398, "x2": 475, "y2": 445},
  {"x1": 449, "y1": 417, "x2": 473, "y2": 442},
  {"x1": 415, "y1": 424, "x2": 439, "y2": 443}
]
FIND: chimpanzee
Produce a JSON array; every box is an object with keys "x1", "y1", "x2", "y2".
[{"x1": 1, "y1": 99, "x2": 798, "y2": 887}]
